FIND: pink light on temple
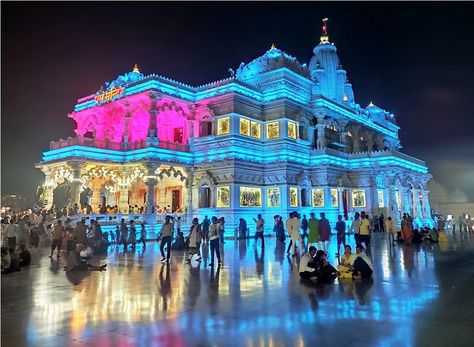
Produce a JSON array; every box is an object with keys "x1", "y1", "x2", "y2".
[
  {"x1": 155, "y1": 99, "x2": 190, "y2": 145},
  {"x1": 102, "y1": 103, "x2": 125, "y2": 143}
]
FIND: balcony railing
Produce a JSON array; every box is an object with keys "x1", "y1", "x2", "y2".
[{"x1": 49, "y1": 136, "x2": 189, "y2": 152}]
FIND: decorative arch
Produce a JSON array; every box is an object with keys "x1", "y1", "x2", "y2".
[
  {"x1": 156, "y1": 166, "x2": 188, "y2": 185},
  {"x1": 81, "y1": 166, "x2": 121, "y2": 188},
  {"x1": 47, "y1": 166, "x2": 74, "y2": 189},
  {"x1": 156, "y1": 100, "x2": 190, "y2": 144}
]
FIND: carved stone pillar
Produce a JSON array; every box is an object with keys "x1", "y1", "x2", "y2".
[
  {"x1": 422, "y1": 190, "x2": 432, "y2": 220},
  {"x1": 43, "y1": 185, "x2": 55, "y2": 210},
  {"x1": 366, "y1": 133, "x2": 374, "y2": 152},
  {"x1": 210, "y1": 186, "x2": 216, "y2": 208},
  {"x1": 389, "y1": 184, "x2": 400, "y2": 224},
  {"x1": 307, "y1": 126, "x2": 315, "y2": 146},
  {"x1": 147, "y1": 109, "x2": 159, "y2": 146},
  {"x1": 118, "y1": 183, "x2": 130, "y2": 213},
  {"x1": 68, "y1": 161, "x2": 85, "y2": 207},
  {"x1": 412, "y1": 188, "x2": 423, "y2": 219},
  {"x1": 337, "y1": 187, "x2": 344, "y2": 217},
  {"x1": 183, "y1": 168, "x2": 194, "y2": 214},
  {"x1": 316, "y1": 123, "x2": 326, "y2": 149},
  {"x1": 145, "y1": 178, "x2": 158, "y2": 213}
]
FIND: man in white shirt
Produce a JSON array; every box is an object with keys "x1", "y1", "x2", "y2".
[
  {"x1": 299, "y1": 246, "x2": 318, "y2": 281},
  {"x1": 6, "y1": 220, "x2": 17, "y2": 250},
  {"x1": 286, "y1": 212, "x2": 301, "y2": 256}
]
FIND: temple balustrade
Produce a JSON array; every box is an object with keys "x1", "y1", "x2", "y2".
[{"x1": 49, "y1": 136, "x2": 189, "y2": 152}]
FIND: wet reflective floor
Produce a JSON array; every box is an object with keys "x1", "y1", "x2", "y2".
[{"x1": 3, "y1": 232, "x2": 474, "y2": 347}]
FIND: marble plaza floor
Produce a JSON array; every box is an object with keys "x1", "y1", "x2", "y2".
[{"x1": 3, "y1": 232, "x2": 474, "y2": 347}]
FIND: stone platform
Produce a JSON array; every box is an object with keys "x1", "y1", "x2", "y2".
[{"x1": 2, "y1": 232, "x2": 474, "y2": 346}]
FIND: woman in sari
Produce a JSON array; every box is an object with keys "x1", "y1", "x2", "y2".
[
  {"x1": 401, "y1": 214, "x2": 413, "y2": 245},
  {"x1": 337, "y1": 245, "x2": 355, "y2": 279},
  {"x1": 314, "y1": 250, "x2": 339, "y2": 282}
]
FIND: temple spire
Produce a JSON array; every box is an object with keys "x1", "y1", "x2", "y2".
[
  {"x1": 320, "y1": 17, "x2": 330, "y2": 44},
  {"x1": 133, "y1": 64, "x2": 140, "y2": 73}
]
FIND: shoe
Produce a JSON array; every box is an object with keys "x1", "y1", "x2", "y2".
[
  {"x1": 185, "y1": 259, "x2": 191, "y2": 263},
  {"x1": 161, "y1": 258, "x2": 166, "y2": 262},
  {"x1": 165, "y1": 259, "x2": 169, "y2": 263}
]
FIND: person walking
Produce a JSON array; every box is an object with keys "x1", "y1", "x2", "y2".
[
  {"x1": 335, "y1": 215, "x2": 346, "y2": 256},
  {"x1": 379, "y1": 214, "x2": 385, "y2": 233},
  {"x1": 50, "y1": 220, "x2": 64, "y2": 259},
  {"x1": 359, "y1": 214, "x2": 371, "y2": 249},
  {"x1": 202, "y1": 216, "x2": 210, "y2": 243},
  {"x1": 159, "y1": 216, "x2": 174, "y2": 263},
  {"x1": 119, "y1": 219, "x2": 129, "y2": 251},
  {"x1": 301, "y1": 214, "x2": 309, "y2": 241},
  {"x1": 139, "y1": 222, "x2": 147, "y2": 248},
  {"x1": 186, "y1": 218, "x2": 202, "y2": 263},
  {"x1": 349, "y1": 212, "x2": 361, "y2": 247},
  {"x1": 307, "y1": 212, "x2": 319, "y2": 248},
  {"x1": 253, "y1": 214, "x2": 265, "y2": 248},
  {"x1": 128, "y1": 220, "x2": 137, "y2": 250},
  {"x1": 286, "y1": 212, "x2": 301, "y2": 256},
  {"x1": 386, "y1": 216, "x2": 396, "y2": 245},
  {"x1": 209, "y1": 216, "x2": 222, "y2": 267},
  {"x1": 319, "y1": 213, "x2": 331, "y2": 252}
]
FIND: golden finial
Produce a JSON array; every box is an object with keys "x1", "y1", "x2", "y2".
[
  {"x1": 270, "y1": 43, "x2": 276, "y2": 50},
  {"x1": 320, "y1": 18, "x2": 330, "y2": 44},
  {"x1": 133, "y1": 64, "x2": 140, "y2": 73},
  {"x1": 368, "y1": 101, "x2": 374, "y2": 106}
]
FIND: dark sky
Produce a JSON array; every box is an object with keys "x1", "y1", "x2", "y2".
[{"x1": 2, "y1": 1, "x2": 474, "y2": 201}]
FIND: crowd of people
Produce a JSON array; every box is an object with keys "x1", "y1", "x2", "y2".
[{"x1": 2, "y1": 203, "x2": 473, "y2": 284}]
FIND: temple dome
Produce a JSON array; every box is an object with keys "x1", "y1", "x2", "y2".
[
  {"x1": 236, "y1": 45, "x2": 310, "y2": 82},
  {"x1": 309, "y1": 19, "x2": 355, "y2": 104}
]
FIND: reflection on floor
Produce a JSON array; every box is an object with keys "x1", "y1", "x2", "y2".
[{"x1": 3, "y1": 232, "x2": 474, "y2": 346}]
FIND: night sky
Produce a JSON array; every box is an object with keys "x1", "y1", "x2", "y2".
[{"x1": 2, "y1": 2, "x2": 474, "y2": 201}]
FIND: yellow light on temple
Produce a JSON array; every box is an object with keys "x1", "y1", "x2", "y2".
[
  {"x1": 343, "y1": 95, "x2": 348, "y2": 101},
  {"x1": 270, "y1": 43, "x2": 276, "y2": 50},
  {"x1": 133, "y1": 64, "x2": 140, "y2": 73}
]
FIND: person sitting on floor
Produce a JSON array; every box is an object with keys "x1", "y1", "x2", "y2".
[
  {"x1": 18, "y1": 244, "x2": 31, "y2": 267},
  {"x1": 424, "y1": 228, "x2": 439, "y2": 243},
  {"x1": 1, "y1": 247, "x2": 11, "y2": 274},
  {"x1": 337, "y1": 245, "x2": 355, "y2": 279},
  {"x1": 412, "y1": 229, "x2": 423, "y2": 243},
  {"x1": 314, "y1": 250, "x2": 339, "y2": 282},
  {"x1": 352, "y1": 245, "x2": 373, "y2": 280},
  {"x1": 171, "y1": 230, "x2": 185, "y2": 250},
  {"x1": 299, "y1": 246, "x2": 318, "y2": 282},
  {"x1": 64, "y1": 243, "x2": 107, "y2": 272}
]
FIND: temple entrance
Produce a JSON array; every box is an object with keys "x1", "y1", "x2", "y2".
[
  {"x1": 199, "y1": 186, "x2": 211, "y2": 208},
  {"x1": 172, "y1": 189, "x2": 181, "y2": 213},
  {"x1": 342, "y1": 190, "x2": 349, "y2": 220},
  {"x1": 174, "y1": 128, "x2": 184, "y2": 143},
  {"x1": 301, "y1": 188, "x2": 308, "y2": 207}
]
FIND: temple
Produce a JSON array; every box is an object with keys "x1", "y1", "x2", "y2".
[{"x1": 36, "y1": 20, "x2": 434, "y2": 232}]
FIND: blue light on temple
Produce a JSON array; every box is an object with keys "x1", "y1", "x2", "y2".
[{"x1": 38, "y1": 21, "x2": 435, "y2": 231}]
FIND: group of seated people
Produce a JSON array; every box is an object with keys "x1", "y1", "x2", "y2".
[
  {"x1": 395, "y1": 227, "x2": 443, "y2": 244},
  {"x1": 299, "y1": 245, "x2": 373, "y2": 282},
  {"x1": 64, "y1": 243, "x2": 107, "y2": 272},
  {"x1": 1, "y1": 244, "x2": 31, "y2": 274}
]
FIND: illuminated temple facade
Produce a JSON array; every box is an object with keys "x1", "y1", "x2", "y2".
[{"x1": 37, "y1": 24, "x2": 434, "y2": 230}]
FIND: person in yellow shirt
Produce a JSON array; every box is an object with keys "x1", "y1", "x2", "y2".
[
  {"x1": 337, "y1": 245, "x2": 355, "y2": 279},
  {"x1": 358, "y1": 215, "x2": 371, "y2": 249}
]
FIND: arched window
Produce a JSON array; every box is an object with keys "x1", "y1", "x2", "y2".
[
  {"x1": 200, "y1": 121, "x2": 212, "y2": 137},
  {"x1": 326, "y1": 125, "x2": 339, "y2": 149},
  {"x1": 199, "y1": 185, "x2": 211, "y2": 208}
]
